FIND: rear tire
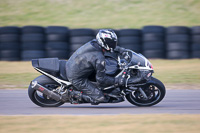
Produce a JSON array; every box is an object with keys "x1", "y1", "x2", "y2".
[
  {"x1": 28, "y1": 75, "x2": 64, "y2": 107},
  {"x1": 126, "y1": 77, "x2": 166, "y2": 107}
]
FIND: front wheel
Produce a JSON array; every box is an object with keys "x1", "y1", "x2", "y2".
[
  {"x1": 126, "y1": 77, "x2": 166, "y2": 107},
  {"x1": 28, "y1": 75, "x2": 64, "y2": 107}
]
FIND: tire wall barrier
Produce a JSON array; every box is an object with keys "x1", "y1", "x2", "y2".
[
  {"x1": 0, "y1": 26, "x2": 21, "y2": 61},
  {"x1": 191, "y1": 26, "x2": 200, "y2": 58},
  {"x1": 118, "y1": 29, "x2": 142, "y2": 53},
  {"x1": 0, "y1": 25, "x2": 199, "y2": 61},
  {"x1": 142, "y1": 26, "x2": 165, "y2": 59},
  {"x1": 46, "y1": 26, "x2": 70, "y2": 59},
  {"x1": 21, "y1": 26, "x2": 45, "y2": 61},
  {"x1": 166, "y1": 26, "x2": 190, "y2": 59},
  {"x1": 69, "y1": 28, "x2": 95, "y2": 56}
]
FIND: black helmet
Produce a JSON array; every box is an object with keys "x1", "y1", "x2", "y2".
[{"x1": 96, "y1": 29, "x2": 118, "y2": 51}]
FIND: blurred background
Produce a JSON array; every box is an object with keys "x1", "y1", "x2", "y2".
[
  {"x1": 0, "y1": 0, "x2": 200, "y2": 60},
  {"x1": 0, "y1": 0, "x2": 199, "y2": 88},
  {"x1": 0, "y1": 0, "x2": 199, "y2": 28},
  {"x1": 0, "y1": 1, "x2": 200, "y2": 133}
]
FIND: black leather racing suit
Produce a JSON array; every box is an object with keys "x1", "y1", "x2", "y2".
[
  {"x1": 66, "y1": 39, "x2": 115, "y2": 97},
  {"x1": 66, "y1": 39, "x2": 127, "y2": 100}
]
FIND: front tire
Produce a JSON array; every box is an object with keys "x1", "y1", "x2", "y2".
[
  {"x1": 28, "y1": 75, "x2": 64, "y2": 107},
  {"x1": 126, "y1": 77, "x2": 166, "y2": 107}
]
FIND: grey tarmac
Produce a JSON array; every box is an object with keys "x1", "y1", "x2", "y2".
[{"x1": 0, "y1": 89, "x2": 200, "y2": 115}]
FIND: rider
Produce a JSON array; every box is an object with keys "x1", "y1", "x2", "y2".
[{"x1": 66, "y1": 29, "x2": 127, "y2": 103}]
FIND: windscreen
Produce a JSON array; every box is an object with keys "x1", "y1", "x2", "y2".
[{"x1": 129, "y1": 52, "x2": 147, "y2": 67}]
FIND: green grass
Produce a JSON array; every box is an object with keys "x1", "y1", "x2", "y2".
[
  {"x1": 0, "y1": 115, "x2": 200, "y2": 133},
  {"x1": 0, "y1": 0, "x2": 200, "y2": 28},
  {"x1": 151, "y1": 59, "x2": 200, "y2": 84},
  {"x1": 0, "y1": 59, "x2": 199, "y2": 89},
  {"x1": 0, "y1": 73, "x2": 40, "y2": 89}
]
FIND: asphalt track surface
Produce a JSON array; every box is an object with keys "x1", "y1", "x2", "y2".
[{"x1": 0, "y1": 89, "x2": 200, "y2": 115}]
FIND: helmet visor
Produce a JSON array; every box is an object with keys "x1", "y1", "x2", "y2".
[{"x1": 105, "y1": 38, "x2": 117, "y2": 49}]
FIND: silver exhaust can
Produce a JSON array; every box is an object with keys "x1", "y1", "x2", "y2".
[{"x1": 31, "y1": 81, "x2": 61, "y2": 101}]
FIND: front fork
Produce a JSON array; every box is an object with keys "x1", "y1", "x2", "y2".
[
  {"x1": 125, "y1": 84, "x2": 148, "y2": 100},
  {"x1": 138, "y1": 87, "x2": 148, "y2": 99}
]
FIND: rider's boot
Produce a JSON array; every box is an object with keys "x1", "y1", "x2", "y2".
[
  {"x1": 108, "y1": 88, "x2": 124, "y2": 103},
  {"x1": 81, "y1": 87, "x2": 105, "y2": 104}
]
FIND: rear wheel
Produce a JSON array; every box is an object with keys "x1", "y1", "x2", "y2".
[
  {"x1": 126, "y1": 77, "x2": 166, "y2": 106},
  {"x1": 28, "y1": 75, "x2": 64, "y2": 107}
]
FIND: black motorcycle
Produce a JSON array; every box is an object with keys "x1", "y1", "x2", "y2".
[{"x1": 28, "y1": 50, "x2": 166, "y2": 107}]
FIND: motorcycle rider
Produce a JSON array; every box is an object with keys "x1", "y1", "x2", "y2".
[{"x1": 66, "y1": 29, "x2": 127, "y2": 103}]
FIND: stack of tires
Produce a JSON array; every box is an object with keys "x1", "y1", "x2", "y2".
[
  {"x1": 142, "y1": 26, "x2": 165, "y2": 58},
  {"x1": 166, "y1": 26, "x2": 190, "y2": 59},
  {"x1": 191, "y1": 26, "x2": 200, "y2": 58},
  {"x1": 118, "y1": 29, "x2": 142, "y2": 53},
  {"x1": 69, "y1": 28, "x2": 95, "y2": 56},
  {"x1": 0, "y1": 26, "x2": 21, "y2": 61},
  {"x1": 46, "y1": 26, "x2": 70, "y2": 59},
  {"x1": 21, "y1": 26, "x2": 45, "y2": 61}
]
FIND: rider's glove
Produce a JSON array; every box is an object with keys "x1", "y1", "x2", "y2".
[
  {"x1": 115, "y1": 75, "x2": 126, "y2": 87},
  {"x1": 122, "y1": 52, "x2": 130, "y2": 61}
]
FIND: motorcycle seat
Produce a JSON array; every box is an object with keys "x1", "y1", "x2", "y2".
[
  {"x1": 32, "y1": 58, "x2": 59, "y2": 76},
  {"x1": 32, "y1": 58, "x2": 68, "y2": 81}
]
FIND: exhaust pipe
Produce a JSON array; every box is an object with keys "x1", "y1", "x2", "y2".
[{"x1": 31, "y1": 81, "x2": 61, "y2": 101}]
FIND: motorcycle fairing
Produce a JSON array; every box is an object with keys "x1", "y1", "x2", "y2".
[
  {"x1": 32, "y1": 58, "x2": 59, "y2": 76},
  {"x1": 32, "y1": 58, "x2": 68, "y2": 80},
  {"x1": 128, "y1": 52, "x2": 153, "y2": 71},
  {"x1": 32, "y1": 58, "x2": 71, "y2": 86}
]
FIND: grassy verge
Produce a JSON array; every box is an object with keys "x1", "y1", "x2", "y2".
[
  {"x1": 0, "y1": 0, "x2": 200, "y2": 28},
  {"x1": 0, "y1": 114, "x2": 200, "y2": 133},
  {"x1": 0, "y1": 61, "x2": 39, "y2": 89},
  {"x1": 0, "y1": 59, "x2": 199, "y2": 89},
  {"x1": 151, "y1": 59, "x2": 200, "y2": 84}
]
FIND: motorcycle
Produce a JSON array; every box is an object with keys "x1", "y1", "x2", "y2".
[{"x1": 28, "y1": 50, "x2": 166, "y2": 107}]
